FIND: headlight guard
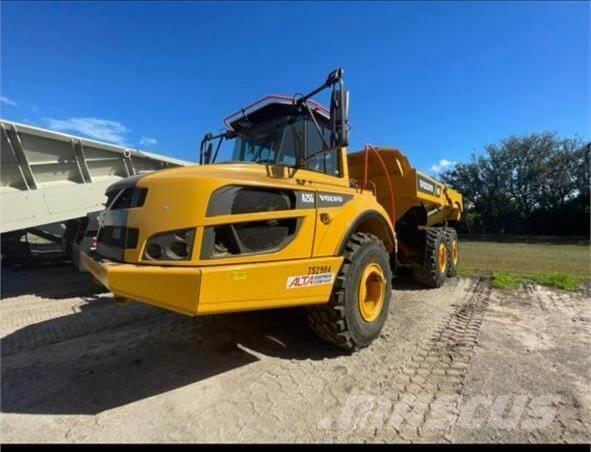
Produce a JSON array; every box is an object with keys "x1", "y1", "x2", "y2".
[{"x1": 143, "y1": 228, "x2": 196, "y2": 261}]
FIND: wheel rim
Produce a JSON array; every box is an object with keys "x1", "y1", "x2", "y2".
[
  {"x1": 451, "y1": 240, "x2": 459, "y2": 266},
  {"x1": 358, "y1": 263, "x2": 385, "y2": 322},
  {"x1": 438, "y1": 242, "x2": 447, "y2": 274}
]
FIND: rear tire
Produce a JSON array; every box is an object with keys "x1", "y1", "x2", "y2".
[
  {"x1": 413, "y1": 227, "x2": 448, "y2": 288},
  {"x1": 307, "y1": 232, "x2": 392, "y2": 352},
  {"x1": 444, "y1": 228, "x2": 459, "y2": 277}
]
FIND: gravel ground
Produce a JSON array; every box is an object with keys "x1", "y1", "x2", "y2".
[{"x1": 0, "y1": 264, "x2": 589, "y2": 443}]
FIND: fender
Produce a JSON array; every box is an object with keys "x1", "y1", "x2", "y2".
[{"x1": 337, "y1": 210, "x2": 396, "y2": 255}]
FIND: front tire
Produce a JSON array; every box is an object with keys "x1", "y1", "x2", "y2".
[{"x1": 307, "y1": 232, "x2": 392, "y2": 352}]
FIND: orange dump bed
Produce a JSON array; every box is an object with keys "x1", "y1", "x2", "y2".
[{"x1": 348, "y1": 147, "x2": 463, "y2": 226}]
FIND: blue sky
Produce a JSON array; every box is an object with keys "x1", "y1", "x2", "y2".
[{"x1": 1, "y1": 1, "x2": 589, "y2": 174}]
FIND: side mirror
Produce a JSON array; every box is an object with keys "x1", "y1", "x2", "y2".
[{"x1": 330, "y1": 82, "x2": 350, "y2": 148}]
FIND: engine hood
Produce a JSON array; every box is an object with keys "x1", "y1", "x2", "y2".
[
  {"x1": 137, "y1": 162, "x2": 293, "y2": 186},
  {"x1": 96, "y1": 162, "x2": 306, "y2": 264}
]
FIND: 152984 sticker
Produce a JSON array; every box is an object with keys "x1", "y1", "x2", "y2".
[
  {"x1": 308, "y1": 265, "x2": 332, "y2": 275},
  {"x1": 286, "y1": 273, "x2": 335, "y2": 289}
]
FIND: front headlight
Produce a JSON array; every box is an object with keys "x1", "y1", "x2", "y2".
[{"x1": 143, "y1": 228, "x2": 195, "y2": 261}]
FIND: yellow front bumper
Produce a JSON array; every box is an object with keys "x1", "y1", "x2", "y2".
[
  {"x1": 81, "y1": 252, "x2": 342, "y2": 316},
  {"x1": 82, "y1": 252, "x2": 202, "y2": 315}
]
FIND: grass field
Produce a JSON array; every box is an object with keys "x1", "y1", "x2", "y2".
[{"x1": 458, "y1": 237, "x2": 589, "y2": 291}]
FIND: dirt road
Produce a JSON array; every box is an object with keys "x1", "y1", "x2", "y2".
[{"x1": 1, "y1": 265, "x2": 589, "y2": 443}]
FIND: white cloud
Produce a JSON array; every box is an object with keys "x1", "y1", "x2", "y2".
[
  {"x1": 139, "y1": 136, "x2": 158, "y2": 147},
  {"x1": 45, "y1": 117, "x2": 130, "y2": 145},
  {"x1": 1, "y1": 96, "x2": 17, "y2": 107},
  {"x1": 430, "y1": 158, "x2": 456, "y2": 173}
]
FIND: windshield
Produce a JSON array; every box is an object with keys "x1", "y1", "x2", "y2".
[
  {"x1": 219, "y1": 114, "x2": 336, "y2": 173},
  {"x1": 232, "y1": 114, "x2": 302, "y2": 166}
]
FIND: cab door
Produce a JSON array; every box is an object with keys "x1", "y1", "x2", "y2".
[{"x1": 294, "y1": 118, "x2": 358, "y2": 258}]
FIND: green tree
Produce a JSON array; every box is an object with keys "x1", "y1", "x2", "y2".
[{"x1": 441, "y1": 133, "x2": 589, "y2": 235}]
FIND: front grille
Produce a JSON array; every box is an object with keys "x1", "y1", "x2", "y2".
[
  {"x1": 97, "y1": 226, "x2": 139, "y2": 249},
  {"x1": 108, "y1": 187, "x2": 148, "y2": 210}
]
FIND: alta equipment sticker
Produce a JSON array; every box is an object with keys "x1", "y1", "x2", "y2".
[{"x1": 286, "y1": 273, "x2": 335, "y2": 289}]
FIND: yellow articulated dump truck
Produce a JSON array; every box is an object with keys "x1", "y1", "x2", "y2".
[{"x1": 82, "y1": 69, "x2": 462, "y2": 351}]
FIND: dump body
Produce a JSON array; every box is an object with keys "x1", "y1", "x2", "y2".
[{"x1": 348, "y1": 147, "x2": 463, "y2": 226}]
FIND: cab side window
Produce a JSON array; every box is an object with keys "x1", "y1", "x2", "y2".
[
  {"x1": 276, "y1": 119, "x2": 303, "y2": 167},
  {"x1": 304, "y1": 119, "x2": 340, "y2": 177}
]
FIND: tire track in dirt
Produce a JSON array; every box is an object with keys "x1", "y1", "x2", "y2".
[
  {"x1": 522, "y1": 282, "x2": 591, "y2": 333},
  {"x1": 390, "y1": 277, "x2": 491, "y2": 442},
  {"x1": 545, "y1": 286, "x2": 591, "y2": 332},
  {"x1": 454, "y1": 283, "x2": 591, "y2": 444},
  {"x1": 320, "y1": 277, "x2": 492, "y2": 442},
  {"x1": 535, "y1": 286, "x2": 591, "y2": 442}
]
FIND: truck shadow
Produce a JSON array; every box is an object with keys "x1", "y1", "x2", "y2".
[{"x1": 1, "y1": 297, "x2": 342, "y2": 416}]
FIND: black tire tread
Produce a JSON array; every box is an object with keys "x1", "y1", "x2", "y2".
[
  {"x1": 307, "y1": 232, "x2": 391, "y2": 352},
  {"x1": 413, "y1": 227, "x2": 447, "y2": 288},
  {"x1": 444, "y1": 227, "x2": 459, "y2": 277}
]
